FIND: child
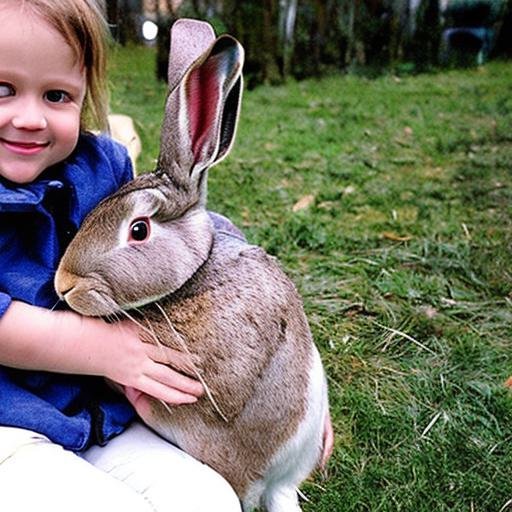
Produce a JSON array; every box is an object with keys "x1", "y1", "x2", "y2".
[{"x1": 0, "y1": 1, "x2": 242, "y2": 510}]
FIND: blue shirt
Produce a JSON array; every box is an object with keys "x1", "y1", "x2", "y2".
[{"x1": 0, "y1": 133, "x2": 136, "y2": 451}]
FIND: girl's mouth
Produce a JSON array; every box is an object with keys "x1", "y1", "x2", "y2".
[{"x1": 0, "y1": 138, "x2": 50, "y2": 156}]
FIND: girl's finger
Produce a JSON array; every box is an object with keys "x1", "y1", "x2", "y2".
[
  {"x1": 147, "y1": 362, "x2": 204, "y2": 397},
  {"x1": 320, "y1": 411, "x2": 334, "y2": 469},
  {"x1": 133, "y1": 376, "x2": 200, "y2": 405},
  {"x1": 143, "y1": 343, "x2": 199, "y2": 375}
]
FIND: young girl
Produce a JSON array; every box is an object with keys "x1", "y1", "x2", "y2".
[{"x1": 0, "y1": 1, "x2": 242, "y2": 510}]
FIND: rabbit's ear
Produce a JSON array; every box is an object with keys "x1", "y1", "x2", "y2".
[
  {"x1": 167, "y1": 18, "x2": 216, "y2": 92},
  {"x1": 158, "y1": 21, "x2": 244, "y2": 190}
]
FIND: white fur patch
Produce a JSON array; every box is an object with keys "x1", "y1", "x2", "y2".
[{"x1": 243, "y1": 346, "x2": 328, "y2": 511}]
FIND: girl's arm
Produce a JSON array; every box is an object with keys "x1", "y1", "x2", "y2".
[{"x1": 0, "y1": 300, "x2": 203, "y2": 405}]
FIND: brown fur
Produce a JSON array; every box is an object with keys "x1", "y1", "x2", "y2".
[{"x1": 136, "y1": 235, "x2": 311, "y2": 496}]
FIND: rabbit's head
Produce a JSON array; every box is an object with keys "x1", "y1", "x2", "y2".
[{"x1": 55, "y1": 20, "x2": 244, "y2": 316}]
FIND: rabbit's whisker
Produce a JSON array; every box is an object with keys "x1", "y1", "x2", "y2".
[
  {"x1": 137, "y1": 311, "x2": 190, "y2": 417},
  {"x1": 50, "y1": 299, "x2": 63, "y2": 311},
  {"x1": 144, "y1": 305, "x2": 179, "y2": 363},
  {"x1": 154, "y1": 301, "x2": 229, "y2": 423},
  {"x1": 156, "y1": 397, "x2": 175, "y2": 418},
  {"x1": 127, "y1": 301, "x2": 166, "y2": 349},
  {"x1": 141, "y1": 315, "x2": 168, "y2": 357},
  {"x1": 97, "y1": 291, "x2": 122, "y2": 317},
  {"x1": 117, "y1": 307, "x2": 154, "y2": 338},
  {"x1": 104, "y1": 309, "x2": 117, "y2": 323},
  {"x1": 112, "y1": 312, "x2": 122, "y2": 324},
  {"x1": 97, "y1": 291, "x2": 130, "y2": 326}
]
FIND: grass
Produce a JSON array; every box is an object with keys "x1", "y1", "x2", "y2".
[{"x1": 109, "y1": 45, "x2": 512, "y2": 512}]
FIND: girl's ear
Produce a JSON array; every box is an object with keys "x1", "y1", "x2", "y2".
[{"x1": 158, "y1": 20, "x2": 244, "y2": 188}]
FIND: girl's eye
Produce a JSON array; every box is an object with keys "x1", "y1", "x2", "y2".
[
  {"x1": 129, "y1": 217, "x2": 151, "y2": 243},
  {"x1": 0, "y1": 83, "x2": 14, "y2": 98},
  {"x1": 45, "y1": 90, "x2": 70, "y2": 103}
]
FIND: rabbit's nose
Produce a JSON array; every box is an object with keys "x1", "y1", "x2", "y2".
[{"x1": 54, "y1": 268, "x2": 79, "y2": 299}]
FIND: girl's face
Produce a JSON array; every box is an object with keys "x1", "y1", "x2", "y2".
[{"x1": 0, "y1": 5, "x2": 86, "y2": 184}]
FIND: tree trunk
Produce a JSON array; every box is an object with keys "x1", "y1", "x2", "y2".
[
  {"x1": 344, "y1": 0, "x2": 356, "y2": 66},
  {"x1": 279, "y1": 0, "x2": 298, "y2": 78},
  {"x1": 413, "y1": 0, "x2": 441, "y2": 71},
  {"x1": 117, "y1": 0, "x2": 142, "y2": 45},
  {"x1": 155, "y1": 1, "x2": 179, "y2": 82},
  {"x1": 262, "y1": 0, "x2": 282, "y2": 84},
  {"x1": 105, "y1": 0, "x2": 120, "y2": 40},
  {"x1": 311, "y1": 0, "x2": 327, "y2": 75}
]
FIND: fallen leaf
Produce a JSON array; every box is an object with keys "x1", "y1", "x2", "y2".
[
  {"x1": 505, "y1": 376, "x2": 512, "y2": 388},
  {"x1": 292, "y1": 194, "x2": 315, "y2": 212},
  {"x1": 317, "y1": 201, "x2": 336, "y2": 210},
  {"x1": 381, "y1": 231, "x2": 413, "y2": 242}
]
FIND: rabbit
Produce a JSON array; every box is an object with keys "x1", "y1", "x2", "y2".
[{"x1": 55, "y1": 18, "x2": 329, "y2": 512}]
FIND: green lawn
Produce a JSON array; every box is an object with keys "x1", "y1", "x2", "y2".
[{"x1": 109, "y1": 45, "x2": 512, "y2": 511}]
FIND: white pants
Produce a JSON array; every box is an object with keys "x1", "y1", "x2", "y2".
[{"x1": 0, "y1": 422, "x2": 241, "y2": 512}]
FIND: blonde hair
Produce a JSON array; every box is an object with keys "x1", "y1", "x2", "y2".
[{"x1": 17, "y1": 0, "x2": 110, "y2": 132}]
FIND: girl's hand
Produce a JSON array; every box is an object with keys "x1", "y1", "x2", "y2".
[
  {"x1": 94, "y1": 319, "x2": 204, "y2": 406},
  {"x1": 123, "y1": 386, "x2": 164, "y2": 418},
  {"x1": 320, "y1": 410, "x2": 334, "y2": 469},
  {"x1": 0, "y1": 302, "x2": 203, "y2": 405}
]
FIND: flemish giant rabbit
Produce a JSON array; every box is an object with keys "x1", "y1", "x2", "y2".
[{"x1": 55, "y1": 19, "x2": 329, "y2": 512}]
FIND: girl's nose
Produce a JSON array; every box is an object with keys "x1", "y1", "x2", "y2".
[{"x1": 11, "y1": 101, "x2": 48, "y2": 130}]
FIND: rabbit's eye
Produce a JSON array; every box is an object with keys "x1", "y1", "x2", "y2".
[{"x1": 129, "y1": 217, "x2": 151, "y2": 243}]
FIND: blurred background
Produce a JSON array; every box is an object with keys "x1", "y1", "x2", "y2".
[{"x1": 102, "y1": 0, "x2": 512, "y2": 87}]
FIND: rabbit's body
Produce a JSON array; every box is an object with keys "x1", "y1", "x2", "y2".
[
  {"x1": 55, "y1": 19, "x2": 329, "y2": 512},
  {"x1": 137, "y1": 231, "x2": 327, "y2": 509}
]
